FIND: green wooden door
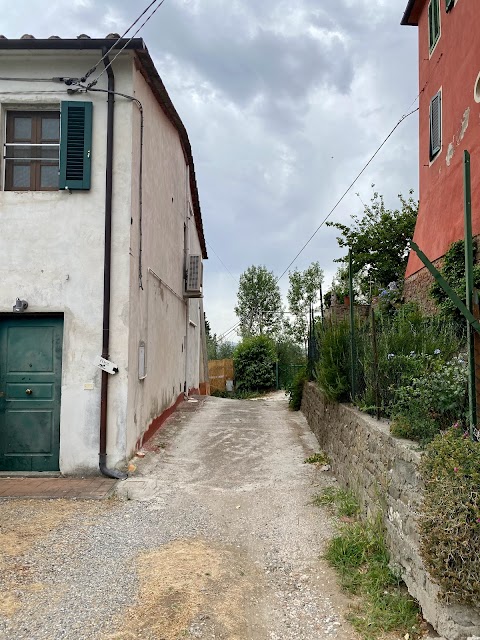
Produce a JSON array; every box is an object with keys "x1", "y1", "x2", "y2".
[{"x1": 0, "y1": 317, "x2": 63, "y2": 472}]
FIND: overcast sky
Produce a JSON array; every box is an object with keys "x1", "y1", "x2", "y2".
[{"x1": 0, "y1": 0, "x2": 419, "y2": 340}]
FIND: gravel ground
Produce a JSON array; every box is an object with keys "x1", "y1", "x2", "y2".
[{"x1": 0, "y1": 393, "x2": 366, "y2": 640}]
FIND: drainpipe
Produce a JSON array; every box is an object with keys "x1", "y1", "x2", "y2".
[
  {"x1": 184, "y1": 165, "x2": 190, "y2": 397},
  {"x1": 99, "y1": 52, "x2": 127, "y2": 480}
]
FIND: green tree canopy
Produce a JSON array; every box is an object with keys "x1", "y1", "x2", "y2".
[
  {"x1": 326, "y1": 189, "x2": 418, "y2": 298},
  {"x1": 286, "y1": 262, "x2": 324, "y2": 347},
  {"x1": 234, "y1": 265, "x2": 283, "y2": 338},
  {"x1": 233, "y1": 335, "x2": 276, "y2": 392}
]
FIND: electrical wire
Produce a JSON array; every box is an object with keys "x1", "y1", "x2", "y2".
[
  {"x1": 216, "y1": 106, "x2": 420, "y2": 342},
  {"x1": 275, "y1": 107, "x2": 419, "y2": 284},
  {"x1": 0, "y1": 77, "x2": 60, "y2": 82},
  {"x1": 86, "y1": 0, "x2": 167, "y2": 89},
  {"x1": 206, "y1": 241, "x2": 238, "y2": 284},
  {"x1": 83, "y1": 86, "x2": 145, "y2": 290},
  {"x1": 82, "y1": 0, "x2": 164, "y2": 82},
  {"x1": 0, "y1": 90, "x2": 68, "y2": 95}
]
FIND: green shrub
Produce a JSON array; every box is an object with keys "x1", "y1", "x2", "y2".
[
  {"x1": 315, "y1": 320, "x2": 351, "y2": 401},
  {"x1": 419, "y1": 427, "x2": 480, "y2": 605},
  {"x1": 233, "y1": 335, "x2": 276, "y2": 392},
  {"x1": 430, "y1": 239, "x2": 480, "y2": 337},
  {"x1": 287, "y1": 368, "x2": 307, "y2": 410},
  {"x1": 390, "y1": 355, "x2": 467, "y2": 444}
]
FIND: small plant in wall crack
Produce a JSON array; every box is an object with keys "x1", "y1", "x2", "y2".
[
  {"x1": 311, "y1": 486, "x2": 359, "y2": 518},
  {"x1": 318, "y1": 488, "x2": 421, "y2": 640},
  {"x1": 304, "y1": 451, "x2": 330, "y2": 466}
]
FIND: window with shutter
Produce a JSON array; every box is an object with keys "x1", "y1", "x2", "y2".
[
  {"x1": 430, "y1": 91, "x2": 442, "y2": 160},
  {"x1": 59, "y1": 101, "x2": 93, "y2": 190},
  {"x1": 4, "y1": 111, "x2": 60, "y2": 191},
  {"x1": 428, "y1": 0, "x2": 441, "y2": 52}
]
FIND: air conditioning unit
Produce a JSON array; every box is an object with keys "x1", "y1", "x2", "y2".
[{"x1": 185, "y1": 254, "x2": 203, "y2": 298}]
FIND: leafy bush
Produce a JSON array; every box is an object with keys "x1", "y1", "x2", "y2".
[
  {"x1": 287, "y1": 368, "x2": 307, "y2": 410},
  {"x1": 357, "y1": 304, "x2": 462, "y2": 419},
  {"x1": 233, "y1": 335, "x2": 276, "y2": 392},
  {"x1": 430, "y1": 239, "x2": 480, "y2": 337},
  {"x1": 391, "y1": 356, "x2": 467, "y2": 443},
  {"x1": 419, "y1": 427, "x2": 480, "y2": 604},
  {"x1": 315, "y1": 320, "x2": 351, "y2": 401}
]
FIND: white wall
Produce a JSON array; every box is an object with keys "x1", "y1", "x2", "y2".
[
  {"x1": 125, "y1": 65, "x2": 205, "y2": 455},
  {"x1": 0, "y1": 51, "x2": 134, "y2": 473}
]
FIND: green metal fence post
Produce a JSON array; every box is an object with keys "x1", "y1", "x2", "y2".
[
  {"x1": 349, "y1": 249, "x2": 356, "y2": 401},
  {"x1": 464, "y1": 150, "x2": 477, "y2": 438}
]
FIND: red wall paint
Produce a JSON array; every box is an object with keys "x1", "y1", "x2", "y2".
[
  {"x1": 135, "y1": 392, "x2": 184, "y2": 451},
  {"x1": 405, "y1": 0, "x2": 480, "y2": 277}
]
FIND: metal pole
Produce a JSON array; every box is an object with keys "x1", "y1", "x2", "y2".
[
  {"x1": 464, "y1": 150, "x2": 477, "y2": 438},
  {"x1": 319, "y1": 281, "x2": 325, "y2": 325},
  {"x1": 371, "y1": 306, "x2": 381, "y2": 420},
  {"x1": 349, "y1": 249, "x2": 356, "y2": 401},
  {"x1": 276, "y1": 360, "x2": 279, "y2": 391}
]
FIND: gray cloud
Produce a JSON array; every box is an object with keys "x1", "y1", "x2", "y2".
[{"x1": 0, "y1": 0, "x2": 419, "y2": 337}]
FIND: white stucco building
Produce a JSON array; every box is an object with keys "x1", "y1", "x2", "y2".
[{"x1": 0, "y1": 35, "x2": 209, "y2": 476}]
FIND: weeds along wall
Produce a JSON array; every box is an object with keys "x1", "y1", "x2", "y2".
[{"x1": 301, "y1": 382, "x2": 480, "y2": 640}]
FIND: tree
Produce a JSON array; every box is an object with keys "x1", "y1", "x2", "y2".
[
  {"x1": 235, "y1": 265, "x2": 283, "y2": 338},
  {"x1": 233, "y1": 335, "x2": 276, "y2": 392},
  {"x1": 217, "y1": 340, "x2": 236, "y2": 360},
  {"x1": 205, "y1": 314, "x2": 236, "y2": 360},
  {"x1": 286, "y1": 262, "x2": 324, "y2": 347},
  {"x1": 326, "y1": 189, "x2": 418, "y2": 298},
  {"x1": 204, "y1": 314, "x2": 219, "y2": 360}
]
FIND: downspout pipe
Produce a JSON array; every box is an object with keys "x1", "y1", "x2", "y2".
[{"x1": 99, "y1": 52, "x2": 127, "y2": 480}]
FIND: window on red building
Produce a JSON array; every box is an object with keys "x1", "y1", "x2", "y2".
[
  {"x1": 429, "y1": 91, "x2": 442, "y2": 160},
  {"x1": 428, "y1": 0, "x2": 441, "y2": 52}
]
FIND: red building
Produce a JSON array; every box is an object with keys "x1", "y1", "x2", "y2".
[{"x1": 402, "y1": 0, "x2": 480, "y2": 299}]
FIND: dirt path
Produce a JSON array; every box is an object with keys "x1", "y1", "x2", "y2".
[{"x1": 0, "y1": 393, "x2": 361, "y2": 640}]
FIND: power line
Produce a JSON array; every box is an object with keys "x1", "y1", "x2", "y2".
[
  {"x1": 206, "y1": 241, "x2": 238, "y2": 284},
  {"x1": 216, "y1": 106, "x2": 419, "y2": 342},
  {"x1": 87, "y1": 0, "x2": 167, "y2": 88},
  {"x1": 275, "y1": 107, "x2": 419, "y2": 284},
  {"x1": 82, "y1": 0, "x2": 164, "y2": 82}
]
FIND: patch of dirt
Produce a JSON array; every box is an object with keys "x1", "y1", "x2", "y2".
[
  {"x1": 0, "y1": 500, "x2": 79, "y2": 558},
  {"x1": 0, "y1": 500, "x2": 101, "y2": 619},
  {"x1": 104, "y1": 539, "x2": 266, "y2": 640}
]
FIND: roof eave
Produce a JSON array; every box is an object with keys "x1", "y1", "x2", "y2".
[
  {"x1": 0, "y1": 38, "x2": 208, "y2": 259},
  {"x1": 401, "y1": 0, "x2": 420, "y2": 25},
  {"x1": 0, "y1": 38, "x2": 146, "y2": 51}
]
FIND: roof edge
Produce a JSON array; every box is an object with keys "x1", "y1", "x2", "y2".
[
  {"x1": 401, "y1": 0, "x2": 420, "y2": 25},
  {"x1": 0, "y1": 38, "x2": 147, "y2": 51}
]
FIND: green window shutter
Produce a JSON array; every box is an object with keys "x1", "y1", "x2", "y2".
[
  {"x1": 446, "y1": 0, "x2": 454, "y2": 12},
  {"x1": 59, "y1": 101, "x2": 92, "y2": 190},
  {"x1": 430, "y1": 91, "x2": 442, "y2": 159}
]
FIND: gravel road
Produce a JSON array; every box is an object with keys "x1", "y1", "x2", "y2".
[{"x1": 0, "y1": 393, "x2": 362, "y2": 640}]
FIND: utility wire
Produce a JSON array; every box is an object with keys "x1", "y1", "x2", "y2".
[
  {"x1": 206, "y1": 241, "x2": 238, "y2": 284},
  {"x1": 86, "y1": 0, "x2": 167, "y2": 88},
  {"x1": 275, "y1": 106, "x2": 419, "y2": 284},
  {"x1": 0, "y1": 77, "x2": 61, "y2": 82},
  {"x1": 82, "y1": 0, "x2": 164, "y2": 82},
  {"x1": 216, "y1": 106, "x2": 420, "y2": 342}
]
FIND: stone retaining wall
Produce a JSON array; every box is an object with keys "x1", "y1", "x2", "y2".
[{"x1": 301, "y1": 382, "x2": 480, "y2": 640}]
